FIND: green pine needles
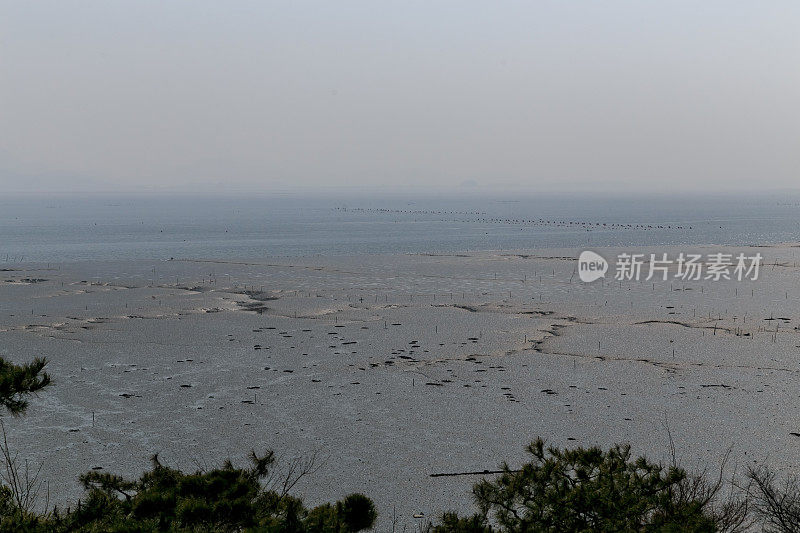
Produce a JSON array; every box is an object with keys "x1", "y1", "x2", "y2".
[{"x1": 0, "y1": 356, "x2": 51, "y2": 416}]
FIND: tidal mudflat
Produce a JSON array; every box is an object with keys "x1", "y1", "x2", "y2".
[{"x1": 3, "y1": 245, "x2": 800, "y2": 526}]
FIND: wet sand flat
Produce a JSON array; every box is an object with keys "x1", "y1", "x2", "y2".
[{"x1": 3, "y1": 244, "x2": 800, "y2": 526}]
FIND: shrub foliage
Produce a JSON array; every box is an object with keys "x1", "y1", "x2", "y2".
[
  {"x1": 430, "y1": 438, "x2": 748, "y2": 532},
  {"x1": 0, "y1": 451, "x2": 376, "y2": 532}
]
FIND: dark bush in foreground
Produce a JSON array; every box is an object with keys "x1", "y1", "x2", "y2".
[
  {"x1": 746, "y1": 465, "x2": 800, "y2": 533},
  {"x1": 430, "y1": 438, "x2": 748, "y2": 533},
  {"x1": 0, "y1": 451, "x2": 376, "y2": 532},
  {"x1": 0, "y1": 356, "x2": 50, "y2": 417}
]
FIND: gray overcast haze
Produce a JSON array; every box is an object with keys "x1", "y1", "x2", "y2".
[{"x1": 1, "y1": 1, "x2": 798, "y2": 194}]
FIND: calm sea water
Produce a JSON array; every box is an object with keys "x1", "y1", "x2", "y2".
[{"x1": 1, "y1": 192, "x2": 799, "y2": 263}]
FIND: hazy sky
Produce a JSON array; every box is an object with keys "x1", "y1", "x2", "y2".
[{"x1": 1, "y1": 2, "x2": 798, "y2": 194}]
